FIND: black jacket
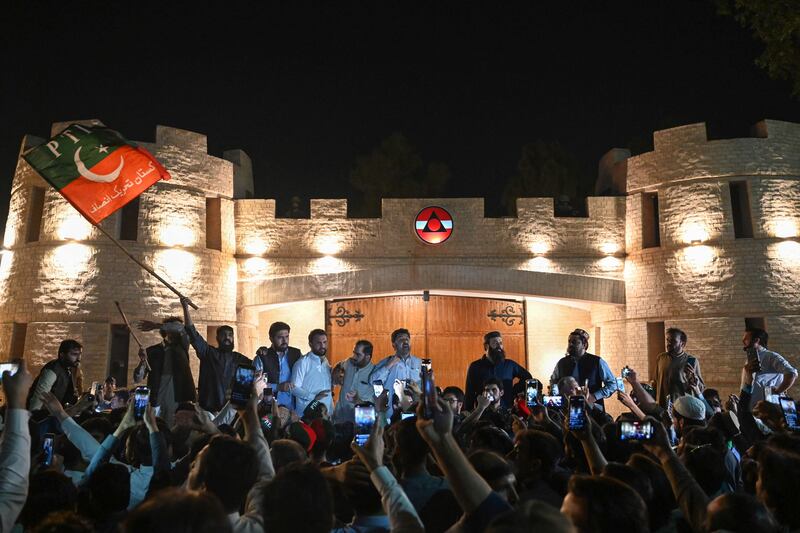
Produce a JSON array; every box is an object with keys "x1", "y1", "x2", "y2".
[
  {"x1": 186, "y1": 325, "x2": 252, "y2": 412},
  {"x1": 134, "y1": 343, "x2": 197, "y2": 406},
  {"x1": 555, "y1": 353, "x2": 604, "y2": 407},
  {"x1": 28, "y1": 359, "x2": 78, "y2": 408},
  {"x1": 255, "y1": 346, "x2": 302, "y2": 385}
]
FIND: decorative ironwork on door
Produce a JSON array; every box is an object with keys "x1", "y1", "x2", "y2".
[
  {"x1": 487, "y1": 304, "x2": 524, "y2": 326},
  {"x1": 328, "y1": 305, "x2": 365, "y2": 327}
]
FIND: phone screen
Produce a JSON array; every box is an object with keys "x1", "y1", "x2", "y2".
[
  {"x1": 421, "y1": 358, "x2": 432, "y2": 373},
  {"x1": 354, "y1": 404, "x2": 376, "y2": 446},
  {"x1": 551, "y1": 383, "x2": 560, "y2": 396},
  {"x1": 0, "y1": 362, "x2": 19, "y2": 383},
  {"x1": 526, "y1": 379, "x2": 539, "y2": 406},
  {"x1": 134, "y1": 387, "x2": 150, "y2": 420},
  {"x1": 401, "y1": 412, "x2": 416, "y2": 420},
  {"x1": 42, "y1": 434, "x2": 55, "y2": 466},
  {"x1": 231, "y1": 365, "x2": 255, "y2": 407},
  {"x1": 543, "y1": 395, "x2": 563, "y2": 408},
  {"x1": 619, "y1": 420, "x2": 654, "y2": 440},
  {"x1": 372, "y1": 380, "x2": 384, "y2": 397},
  {"x1": 568, "y1": 396, "x2": 586, "y2": 430},
  {"x1": 615, "y1": 377, "x2": 625, "y2": 392},
  {"x1": 422, "y1": 368, "x2": 437, "y2": 419},
  {"x1": 780, "y1": 398, "x2": 799, "y2": 430}
]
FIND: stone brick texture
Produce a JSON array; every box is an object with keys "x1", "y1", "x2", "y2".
[{"x1": 0, "y1": 118, "x2": 797, "y2": 411}]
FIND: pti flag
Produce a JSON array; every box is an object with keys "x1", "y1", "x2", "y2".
[{"x1": 23, "y1": 124, "x2": 170, "y2": 224}]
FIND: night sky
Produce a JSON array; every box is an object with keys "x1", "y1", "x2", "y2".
[{"x1": 1, "y1": 1, "x2": 799, "y2": 224}]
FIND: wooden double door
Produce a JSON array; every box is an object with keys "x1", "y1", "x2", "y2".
[{"x1": 325, "y1": 295, "x2": 527, "y2": 390}]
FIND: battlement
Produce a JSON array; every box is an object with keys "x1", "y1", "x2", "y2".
[{"x1": 626, "y1": 119, "x2": 800, "y2": 193}]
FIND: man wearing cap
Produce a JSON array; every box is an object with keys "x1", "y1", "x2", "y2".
[
  {"x1": 672, "y1": 395, "x2": 706, "y2": 437},
  {"x1": 550, "y1": 329, "x2": 616, "y2": 408}
]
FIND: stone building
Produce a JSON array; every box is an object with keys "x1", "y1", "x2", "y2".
[{"x1": 1, "y1": 118, "x2": 798, "y2": 412}]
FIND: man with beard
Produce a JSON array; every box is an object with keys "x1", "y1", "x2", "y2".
[
  {"x1": 133, "y1": 315, "x2": 197, "y2": 426},
  {"x1": 28, "y1": 339, "x2": 83, "y2": 410},
  {"x1": 550, "y1": 328, "x2": 615, "y2": 409},
  {"x1": 464, "y1": 331, "x2": 531, "y2": 410},
  {"x1": 332, "y1": 339, "x2": 375, "y2": 424},
  {"x1": 654, "y1": 327, "x2": 705, "y2": 409},
  {"x1": 254, "y1": 321, "x2": 302, "y2": 411},
  {"x1": 179, "y1": 296, "x2": 251, "y2": 413},
  {"x1": 290, "y1": 329, "x2": 333, "y2": 415}
]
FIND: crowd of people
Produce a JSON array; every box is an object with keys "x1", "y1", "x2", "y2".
[{"x1": 1, "y1": 297, "x2": 800, "y2": 533}]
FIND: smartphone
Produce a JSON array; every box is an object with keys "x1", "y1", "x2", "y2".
[
  {"x1": 421, "y1": 358, "x2": 432, "y2": 373},
  {"x1": 421, "y1": 366, "x2": 437, "y2": 419},
  {"x1": 134, "y1": 386, "x2": 150, "y2": 420},
  {"x1": 0, "y1": 362, "x2": 19, "y2": 383},
  {"x1": 354, "y1": 403, "x2": 376, "y2": 446},
  {"x1": 618, "y1": 420, "x2": 654, "y2": 441},
  {"x1": 615, "y1": 377, "x2": 625, "y2": 392},
  {"x1": 621, "y1": 366, "x2": 631, "y2": 379},
  {"x1": 551, "y1": 383, "x2": 560, "y2": 396},
  {"x1": 526, "y1": 379, "x2": 539, "y2": 407},
  {"x1": 231, "y1": 364, "x2": 256, "y2": 408},
  {"x1": 260, "y1": 415, "x2": 273, "y2": 432},
  {"x1": 746, "y1": 347, "x2": 761, "y2": 371},
  {"x1": 568, "y1": 396, "x2": 586, "y2": 430},
  {"x1": 372, "y1": 380, "x2": 384, "y2": 397},
  {"x1": 543, "y1": 395, "x2": 563, "y2": 408},
  {"x1": 780, "y1": 397, "x2": 800, "y2": 431},
  {"x1": 401, "y1": 412, "x2": 416, "y2": 421},
  {"x1": 42, "y1": 433, "x2": 55, "y2": 466}
]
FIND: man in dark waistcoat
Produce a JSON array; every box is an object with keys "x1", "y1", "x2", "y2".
[
  {"x1": 549, "y1": 328, "x2": 616, "y2": 408},
  {"x1": 28, "y1": 339, "x2": 82, "y2": 410}
]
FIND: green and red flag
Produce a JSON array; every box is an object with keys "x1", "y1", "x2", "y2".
[{"x1": 23, "y1": 123, "x2": 170, "y2": 224}]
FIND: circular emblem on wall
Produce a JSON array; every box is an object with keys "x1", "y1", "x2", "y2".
[{"x1": 415, "y1": 206, "x2": 453, "y2": 245}]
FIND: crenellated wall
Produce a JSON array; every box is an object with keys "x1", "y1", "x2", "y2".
[{"x1": 0, "y1": 118, "x2": 798, "y2": 410}]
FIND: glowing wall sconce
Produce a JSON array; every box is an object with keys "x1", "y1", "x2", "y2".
[
  {"x1": 682, "y1": 223, "x2": 709, "y2": 245},
  {"x1": 682, "y1": 244, "x2": 715, "y2": 271},
  {"x1": 159, "y1": 224, "x2": 194, "y2": 247},
  {"x1": 58, "y1": 213, "x2": 92, "y2": 241},
  {"x1": 600, "y1": 242, "x2": 618, "y2": 255},
  {"x1": 312, "y1": 255, "x2": 348, "y2": 275},
  {"x1": 598, "y1": 256, "x2": 622, "y2": 271},
  {"x1": 316, "y1": 235, "x2": 342, "y2": 256},
  {"x1": 243, "y1": 257, "x2": 269, "y2": 275},
  {"x1": 530, "y1": 241, "x2": 549, "y2": 256},
  {"x1": 776, "y1": 241, "x2": 800, "y2": 263},
  {"x1": 52, "y1": 243, "x2": 92, "y2": 278},
  {"x1": 155, "y1": 249, "x2": 196, "y2": 284},
  {"x1": 243, "y1": 238, "x2": 268, "y2": 256},
  {"x1": 772, "y1": 219, "x2": 798, "y2": 239}
]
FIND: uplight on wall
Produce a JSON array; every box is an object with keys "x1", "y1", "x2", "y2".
[
  {"x1": 682, "y1": 244, "x2": 715, "y2": 271},
  {"x1": 772, "y1": 218, "x2": 798, "y2": 239},
  {"x1": 776, "y1": 241, "x2": 800, "y2": 263},
  {"x1": 159, "y1": 224, "x2": 195, "y2": 247},
  {"x1": 522, "y1": 256, "x2": 552, "y2": 272},
  {"x1": 58, "y1": 213, "x2": 92, "y2": 241},
  {"x1": 155, "y1": 249, "x2": 196, "y2": 284},
  {"x1": 530, "y1": 241, "x2": 549, "y2": 256},
  {"x1": 315, "y1": 235, "x2": 342, "y2": 256},
  {"x1": 682, "y1": 223, "x2": 709, "y2": 245},
  {"x1": 243, "y1": 238, "x2": 268, "y2": 256},
  {"x1": 52, "y1": 243, "x2": 92, "y2": 278},
  {"x1": 600, "y1": 242, "x2": 619, "y2": 255},
  {"x1": 598, "y1": 256, "x2": 622, "y2": 271},
  {"x1": 312, "y1": 255, "x2": 348, "y2": 275},
  {"x1": 243, "y1": 257, "x2": 269, "y2": 275}
]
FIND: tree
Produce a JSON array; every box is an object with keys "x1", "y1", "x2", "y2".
[
  {"x1": 716, "y1": 0, "x2": 800, "y2": 98},
  {"x1": 349, "y1": 133, "x2": 450, "y2": 217},
  {"x1": 502, "y1": 140, "x2": 583, "y2": 214}
]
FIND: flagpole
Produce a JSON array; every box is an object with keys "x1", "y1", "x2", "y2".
[
  {"x1": 113, "y1": 300, "x2": 151, "y2": 371},
  {"x1": 92, "y1": 222, "x2": 200, "y2": 309}
]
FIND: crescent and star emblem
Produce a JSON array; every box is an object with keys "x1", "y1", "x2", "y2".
[{"x1": 74, "y1": 146, "x2": 124, "y2": 183}]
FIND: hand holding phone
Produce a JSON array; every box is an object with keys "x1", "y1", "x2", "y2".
[
  {"x1": 354, "y1": 403, "x2": 376, "y2": 446},
  {"x1": 133, "y1": 386, "x2": 150, "y2": 420},
  {"x1": 231, "y1": 364, "x2": 256, "y2": 408},
  {"x1": 0, "y1": 362, "x2": 19, "y2": 384},
  {"x1": 568, "y1": 396, "x2": 586, "y2": 431},
  {"x1": 42, "y1": 433, "x2": 55, "y2": 466}
]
